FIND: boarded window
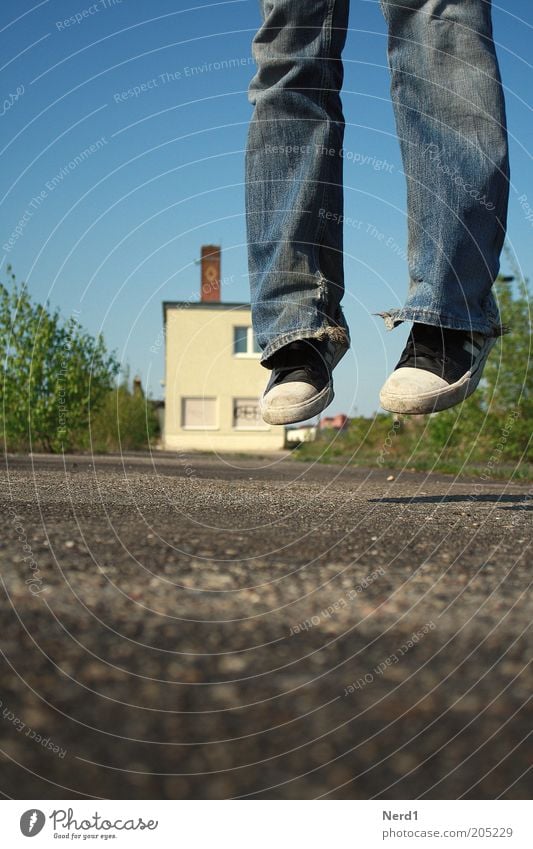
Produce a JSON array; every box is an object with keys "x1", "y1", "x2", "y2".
[
  {"x1": 233, "y1": 398, "x2": 265, "y2": 429},
  {"x1": 182, "y1": 397, "x2": 217, "y2": 429}
]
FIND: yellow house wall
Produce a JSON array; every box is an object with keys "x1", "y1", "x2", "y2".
[{"x1": 164, "y1": 305, "x2": 286, "y2": 451}]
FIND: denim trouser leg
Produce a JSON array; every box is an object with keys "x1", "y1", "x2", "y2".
[
  {"x1": 246, "y1": 0, "x2": 351, "y2": 367},
  {"x1": 246, "y1": 0, "x2": 510, "y2": 367},
  {"x1": 380, "y1": 0, "x2": 510, "y2": 335}
]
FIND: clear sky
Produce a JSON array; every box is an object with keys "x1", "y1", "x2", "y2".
[{"x1": 1, "y1": 0, "x2": 531, "y2": 416}]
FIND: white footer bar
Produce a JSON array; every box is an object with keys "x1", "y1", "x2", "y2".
[{"x1": 3, "y1": 800, "x2": 531, "y2": 848}]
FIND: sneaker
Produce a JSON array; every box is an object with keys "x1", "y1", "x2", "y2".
[
  {"x1": 260, "y1": 339, "x2": 333, "y2": 425},
  {"x1": 379, "y1": 323, "x2": 496, "y2": 415}
]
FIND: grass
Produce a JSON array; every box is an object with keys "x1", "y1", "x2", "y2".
[{"x1": 290, "y1": 413, "x2": 533, "y2": 483}]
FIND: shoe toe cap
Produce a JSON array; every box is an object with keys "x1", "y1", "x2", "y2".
[
  {"x1": 263, "y1": 381, "x2": 319, "y2": 410},
  {"x1": 380, "y1": 367, "x2": 449, "y2": 413}
]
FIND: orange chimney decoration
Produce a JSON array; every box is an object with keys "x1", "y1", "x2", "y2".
[{"x1": 200, "y1": 245, "x2": 221, "y2": 302}]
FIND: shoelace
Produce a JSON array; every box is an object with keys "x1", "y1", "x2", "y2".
[
  {"x1": 268, "y1": 342, "x2": 329, "y2": 388},
  {"x1": 273, "y1": 342, "x2": 326, "y2": 371},
  {"x1": 271, "y1": 360, "x2": 324, "y2": 386},
  {"x1": 398, "y1": 338, "x2": 448, "y2": 367}
]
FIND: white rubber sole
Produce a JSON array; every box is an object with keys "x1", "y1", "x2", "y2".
[
  {"x1": 261, "y1": 383, "x2": 334, "y2": 426},
  {"x1": 380, "y1": 337, "x2": 496, "y2": 415}
]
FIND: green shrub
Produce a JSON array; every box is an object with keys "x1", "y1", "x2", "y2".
[{"x1": 89, "y1": 381, "x2": 160, "y2": 452}]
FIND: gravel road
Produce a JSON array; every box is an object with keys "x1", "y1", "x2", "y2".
[{"x1": 0, "y1": 452, "x2": 531, "y2": 799}]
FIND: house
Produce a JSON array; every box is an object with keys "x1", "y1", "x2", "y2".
[
  {"x1": 162, "y1": 245, "x2": 286, "y2": 452},
  {"x1": 285, "y1": 425, "x2": 317, "y2": 444},
  {"x1": 319, "y1": 413, "x2": 349, "y2": 431}
]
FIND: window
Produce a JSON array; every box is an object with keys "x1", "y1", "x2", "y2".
[
  {"x1": 233, "y1": 326, "x2": 261, "y2": 356},
  {"x1": 182, "y1": 397, "x2": 218, "y2": 429},
  {"x1": 233, "y1": 398, "x2": 268, "y2": 430}
]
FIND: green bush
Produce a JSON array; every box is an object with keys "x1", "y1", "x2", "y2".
[
  {"x1": 0, "y1": 267, "x2": 160, "y2": 454},
  {"x1": 89, "y1": 381, "x2": 160, "y2": 452},
  {"x1": 0, "y1": 267, "x2": 119, "y2": 452}
]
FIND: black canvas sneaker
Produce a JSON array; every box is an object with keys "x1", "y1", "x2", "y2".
[
  {"x1": 260, "y1": 338, "x2": 333, "y2": 425},
  {"x1": 379, "y1": 323, "x2": 497, "y2": 415}
]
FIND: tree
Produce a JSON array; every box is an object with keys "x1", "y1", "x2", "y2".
[
  {"x1": 0, "y1": 266, "x2": 119, "y2": 452},
  {"x1": 89, "y1": 374, "x2": 160, "y2": 452}
]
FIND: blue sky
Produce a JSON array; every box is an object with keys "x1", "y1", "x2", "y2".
[{"x1": 1, "y1": 0, "x2": 531, "y2": 416}]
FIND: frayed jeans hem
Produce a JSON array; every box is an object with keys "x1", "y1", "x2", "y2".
[
  {"x1": 260, "y1": 324, "x2": 350, "y2": 369},
  {"x1": 377, "y1": 308, "x2": 506, "y2": 337}
]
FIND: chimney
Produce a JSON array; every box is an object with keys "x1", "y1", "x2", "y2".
[{"x1": 200, "y1": 245, "x2": 221, "y2": 302}]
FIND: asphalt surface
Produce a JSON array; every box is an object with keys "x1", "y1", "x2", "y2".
[{"x1": 0, "y1": 452, "x2": 531, "y2": 800}]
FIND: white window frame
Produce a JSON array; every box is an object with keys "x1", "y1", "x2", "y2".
[
  {"x1": 233, "y1": 326, "x2": 261, "y2": 358},
  {"x1": 181, "y1": 396, "x2": 219, "y2": 431},
  {"x1": 232, "y1": 397, "x2": 270, "y2": 431}
]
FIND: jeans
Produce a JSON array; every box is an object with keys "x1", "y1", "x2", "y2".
[{"x1": 245, "y1": 0, "x2": 510, "y2": 368}]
